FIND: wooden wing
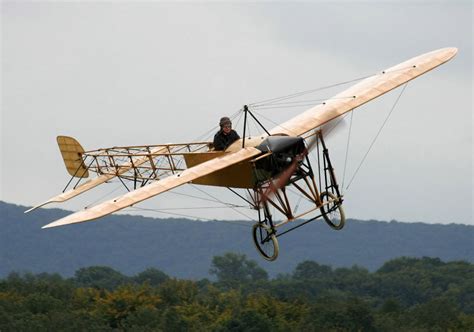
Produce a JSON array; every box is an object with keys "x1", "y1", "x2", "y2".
[
  {"x1": 25, "y1": 146, "x2": 169, "y2": 213},
  {"x1": 269, "y1": 47, "x2": 458, "y2": 137},
  {"x1": 42, "y1": 147, "x2": 262, "y2": 228}
]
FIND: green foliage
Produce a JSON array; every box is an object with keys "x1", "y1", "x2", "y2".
[
  {"x1": 210, "y1": 252, "x2": 268, "y2": 288},
  {"x1": 133, "y1": 268, "x2": 169, "y2": 287},
  {"x1": 299, "y1": 297, "x2": 375, "y2": 331},
  {"x1": 217, "y1": 310, "x2": 274, "y2": 332},
  {"x1": 74, "y1": 266, "x2": 130, "y2": 290},
  {"x1": 0, "y1": 255, "x2": 473, "y2": 331},
  {"x1": 293, "y1": 260, "x2": 332, "y2": 280}
]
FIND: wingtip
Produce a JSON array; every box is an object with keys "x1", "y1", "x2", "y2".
[
  {"x1": 42, "y1": 218, "x2": 74, "y2": 229},
  {"x1": 25, "y1": 201, "x2": 52, "y2": 214},
  {"x1": 445, "y1": 47, "x2": 458, "y2": 57},
  {"x1": 436, "y1": 47, "x2": 458, "y2": 61},
  {"x1": 41, "y1": 222, "x2": 63, "y2": 229},
  {"x1": 41, "y1": 208, "x2": 100, "y2": 229}
]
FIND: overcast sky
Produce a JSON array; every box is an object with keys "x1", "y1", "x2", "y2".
[{"x1": 1, "y1": 1, "x2": 472, "y2": 225}]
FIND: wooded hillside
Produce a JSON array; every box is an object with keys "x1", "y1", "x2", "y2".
[
  {"x1": 1, "y1": 254, "x2": 473, "y2": 331},
  {"x1": 1, "y1": 201, "x2": 472, "y2": 279}
]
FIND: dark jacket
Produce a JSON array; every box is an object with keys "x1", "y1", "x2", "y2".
[{"x1": 213, "y1": 130, "x2": 240, "y2": 151}]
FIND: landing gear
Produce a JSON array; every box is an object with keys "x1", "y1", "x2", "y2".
[
  {"x1": 247, "y1": 131, "x2": 346, "y2": 261},
  {"x1": 320, "y1": 191, "x2": 345, "y2": 230},
  {"x1": 252, "y1": 201, "x2": 279, "y2": 261},
  {"x1": 231, "y1": 130, "x2": 346, "y2": 261},
  {"x1": 252, "y1": 222, "x2": 279, "y2": 261}
]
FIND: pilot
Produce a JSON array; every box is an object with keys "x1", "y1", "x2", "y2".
[{"x1": 213, "y1": 117, "x2": 240, "y2": 151}]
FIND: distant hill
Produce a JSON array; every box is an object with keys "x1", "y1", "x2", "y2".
[{"x1": 1, "y1": 201, "x2": 472, "y2": 279}]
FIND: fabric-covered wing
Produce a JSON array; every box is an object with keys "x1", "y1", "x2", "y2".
[
  {"x1": 42, "y1": 147, "x2": 262, "y2": 229},
  {"x1": 25, "y1": 146, "x2": 169, "y2": 213},
  {"x1": 269, "y1": 47, "x2": 458, "y2": 137},
  {"x1": 25, "y1": 173, "x2": 117, "y2": 213}
]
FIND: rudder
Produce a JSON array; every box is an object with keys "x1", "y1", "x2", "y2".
[{"x1": 57, "y1": 136, "x2": 89, "y2": 178}]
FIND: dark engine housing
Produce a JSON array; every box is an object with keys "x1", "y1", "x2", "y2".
[{"x1": 254, "y1": 136, "x2": 306, "y2": 183}]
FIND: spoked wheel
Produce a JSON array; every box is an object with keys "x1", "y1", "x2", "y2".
[
  {"x1": 320, "y1": 191, "x2": 345, "y2": 230},
  {"x1": 252, "y1": 222, "x2": 279, "y2": 261}
]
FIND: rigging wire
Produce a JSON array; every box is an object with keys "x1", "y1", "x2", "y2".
[
  {"x1": 250, "y1": 109, "x2": 298, "y2": 136},
  {"x1": 129, "y1": 206, "x2": 217, "y2": 221},
  {"x1": 251, "y1": 116, "x2": 262, "y2": 136},
  {"x1": 341, "y1": 110, "x2": 354, "y2": 193},
  {"x1": 168, "y1": 190, "x2": 241, "y2": 206},
  {"x1": 246, "y1": 111, "x2": 251, "y2": 137},
  {"x1": 84, "y1": 184, "x2": 123, "y2": 209},
  {"x1": 129, "y1": 206, "x2": 252, "y2": 227},
  {"x1": 251, "y1": 103, "x2": 323, "y2": 110},
  {"x1": 190, "y1": 184, "x2": 257, "y2": 221},
  {"x1": 124, "y1": 185, "x2": 253, "y2": 226},
  {"x1": 293, "y1": 195, "x2": 303, "y2": 214},
  {"x1": 193, "y1": 108, "x2": 242, "y2": 142},
  {"x1": 345, "y1": 83, "x2": 409, "y2": 191},
  {"x1": 252, "y1": 96, "x2": 356, "y2": 107},
  {"x1": 139, "y1": 205, "x2": 248, "y2": 211},
  {"x1": 248, "y1": 74, "x2": 375, "y2": 107},
  {"x1": 233, "y1": 109, "x2": 245, "y2": 134},
  {"x1": 321, "y1": 113, "x2": 349, "y2": 137},
  {"x1": 251, "y1": 96, "x2": 356, "y2": 110},
  {"x1": 127, "y1": 207, "x2": 249, "y2": 227},
  {"x1": 188, "y1": 71, "x2": 381, "y2": 143}
]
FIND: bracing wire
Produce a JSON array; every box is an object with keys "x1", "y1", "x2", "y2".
[
  {"x1": 252, "y1": 96, "x2": 356, "y2": 107},
  {"x1": 251, "y1": 103, "x2": 323, "y2": 110},
  {"x1": 129, "y1": 207, "x2": 217, "y2": 221},
  {"x1": 322, "y1": 112, "x2": 349, "y2": 137},
  {"x1": 190, "y1": 184, "x2": 257, "y2": 222},
  {"x1": 246, "y1": 112, "x2": 251, "y2": 137},
  {"x1": 248, "y1": 74, "x2": 375, "y2": 107},
  {"x1": 251, "y1": 117, "x2": 262, "y2": 137},
  {"x1": 251, "y1": 96, "x2": 356, "y2": 110},
  {"x1": 345, "y1": 83, "x2": 409, "y2": 190},
  {"x1": 129, "y1": 206, "x2": 250, "y2": 227},
  {"x1": 84, "y1": 184, "x2": 123, "y2": 209},
  {"x1": 233, "y1": 109, "x2": 245, "y2": 134},
  {"x1": 341, "y1": 110, "x2": 354, "y2": 193},
  {"x1": 143, "y1": 205, "x2": 248, "y2": 211},
  {"x1": 250, "y1": 109, "x2": 299, "y2": 136},
  {"x1": 122, "y1": 184, "x2": 254, "y2": 226},
  {"x1": 168, "y1": 190, "x2": 241, "y2": 206},
  {"x1": 193, "y1": 108, "x2": 243, "y2": 142}
]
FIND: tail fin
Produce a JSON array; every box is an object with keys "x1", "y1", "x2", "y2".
[{"x1": 57, "y1": 136, "x2": 89, "y2": 178}]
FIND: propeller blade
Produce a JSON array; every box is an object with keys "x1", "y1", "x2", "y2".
[
  {"x1": 260, "y1": 148, "x2": 308, "y2": 205},
  {"x1": 307, "y1": 118, "x2": 347, "y2": 152},
  {"x1": 260, "y1": 117, "x2": 347, "y2": 205}
]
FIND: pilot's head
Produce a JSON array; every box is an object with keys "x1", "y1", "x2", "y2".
[{"x1": 219, "y1": 117, "x2": 232, "y2": 134}]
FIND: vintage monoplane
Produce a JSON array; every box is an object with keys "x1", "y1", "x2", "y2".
[{"x1": 27, "y1": 48, "x2": 457, "y2": 260}]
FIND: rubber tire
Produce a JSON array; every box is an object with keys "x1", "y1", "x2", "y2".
[
  {"x1": 252, "y1": 223, "x2": 279, "y2": 261},
  {"x1": 320, "y1": 191, "x2": 345, "y2": 230}
]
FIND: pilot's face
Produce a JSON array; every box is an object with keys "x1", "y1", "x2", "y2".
[{"x1": 222, "y1": 124, "x2": 232, "y2": 134}]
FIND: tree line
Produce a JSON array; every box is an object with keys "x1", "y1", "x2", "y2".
[{"x1": 0, "y1": 254, "x2": 473, "y2": 331}]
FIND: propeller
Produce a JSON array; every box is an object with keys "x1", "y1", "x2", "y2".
[
  {"x1": 307, "y1": 117, "x2": 347, "y2": 152},
  {"x1": 259, "y1": 117, "x2": 347, "y2": 205}
]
